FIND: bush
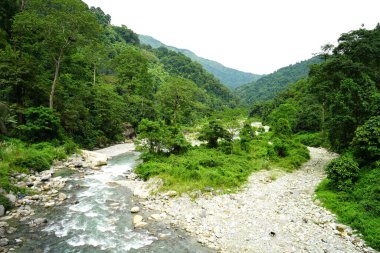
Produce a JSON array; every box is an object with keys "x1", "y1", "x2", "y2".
[
  {"x1": 294, "y1": 132, "x2": 325, "y2": 147},
  {"x1": 13, "y1": 151, "x2": 51, "y2": 172},
  {"x1": 273, "y1": 118, "x2": 292, "y2": 137},
  {"x1": 325, "y1": 156, "x2": 360, "y2": 191},
  {"x1": 352, "y1": 116, "x2": 380, "y2": 163},
  {"x1": 18, "y1": 106, "x2": 62, "y2": 142},
  {"x1": 273, "y1": 138, "x2": 289, "y2": 157}
]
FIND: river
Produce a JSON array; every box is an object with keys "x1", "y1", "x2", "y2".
[{"x1": 10, "y1": 149, "x2": 213, "y2": 253}]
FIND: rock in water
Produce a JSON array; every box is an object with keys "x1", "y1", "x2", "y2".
[
  {"x1": 133, "y1": 215, "x2": 143, "y2": 225},
  {"x1": 130, "y1": 206, "x2": 140, "y2": 213},
  {"x1": 0, "y1": 238, "x2": 9, "y2": 246},
  {"x1": 58, "y1": 193, "x2": 67, "y2": 201},
  {"x1": 134, "y1": 222, "x2": 148, "y2": 229}
]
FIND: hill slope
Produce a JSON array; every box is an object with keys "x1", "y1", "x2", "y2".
[
  {"x1": 139, "y1": 34, "x2": 262, "y2": 89},
  {"x1": 236, "y1": 57, "x2": 323, "y2": 104}
]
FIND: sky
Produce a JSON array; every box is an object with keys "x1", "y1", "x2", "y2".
[{"x1": 83, "y1": 0, "x2": 380, "y2": 75}]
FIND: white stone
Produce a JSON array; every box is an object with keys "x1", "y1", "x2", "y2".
[
  {"x1": 130, "y1": 206, "x2": 140, "y2": 213},
  {"x1": 134, "y1": 221, "x2": 147, "y2": 229},
  {"x1": 133, "y1": 215, "x2": 143, "y2": 225}
]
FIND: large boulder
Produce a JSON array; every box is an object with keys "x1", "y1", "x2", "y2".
[{"x1": 81, "y1": 150, "x2": 108, "y2": 168}]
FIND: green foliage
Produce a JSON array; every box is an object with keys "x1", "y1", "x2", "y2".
[
  {"x1": 239, "y1": 123, "x2": 255, "y2": 151},
  {"x1": 352, "y1": 116, "x2": 380, "y2": 163},
  {"x1": 136, "y1": 147, "x2": 262, "y2": 194},
  {"x1": 294, "y1": 132, "x2": 325, "y2": 147},
  {"x1": 156, "y1": 76, "x2": 205, "y2": 125},
  {"x1": 18, "y1": 106, "x2": 61, "y2": 142},
  {"x1": 325, "y1": 156, "x2": 360, "y2": 191},
  {"x1": 153, "y1": 47, "x2": 237, "y2": 109},
  {"x1": 237, "y1": 56, "x2": 323, "y2": 104},
  {"x1": 199, "y1": 120, "x2": 232, "y2": 148},
  {"x1": 273, "y1": 118, "x2": 292, "y2": 138},
  {"x1": 137, "y1": 119, "x2": 190, "y2": 154},
  {"x1": 316, "y1": 165, "x2": 380, "y2": 250},
  {"x1": 0, "y1": 139, "x2": 69, "y2": 192}
]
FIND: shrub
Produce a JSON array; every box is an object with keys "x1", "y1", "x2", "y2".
[
  {"x1": 325, "y1": 156, "x2": 360, "y2": 191},
  {"x1": 273, "y1": 138, "x2": 289, "y2": 157},
  {"x1": 13, "y1": 152, "x2": 51, "y2": 172},
  {"x1": 18, "y1": 106, "x2": 61, "y2": 142},
  {"x1": 294, "y1": 132, "x2": 325, "y2": 147},
  {"x1": 352, "y1": 116, "x2": 380, "y2": 163},
  {"x1": 273, "y1": 118, "x2": 292, "y2": 137}
]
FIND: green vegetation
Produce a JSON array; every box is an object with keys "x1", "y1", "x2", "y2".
[
  {"x1": 136, "y1": 114, "x2": 309, "y2": 194},
  {"x1": 317, "y1": 165, "x2": 380, "y2": 249},
  {"x1": 236, "y1": 57, "x2": 323, "y2": 104},
  {"x1": 249, "y1": 25, "x2": 380, "y2": 250},
  {"x1": 139, "y1": 34, "x2": 262, "y2": 89}
]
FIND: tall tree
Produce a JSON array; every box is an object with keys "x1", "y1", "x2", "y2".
[{"x1": 12, "y1": 0, "x2": 100, "y2": 108}]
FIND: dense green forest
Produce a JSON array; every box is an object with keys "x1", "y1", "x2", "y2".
[
  {"x1": 0, "y1": 0, "x2": 236, "y2": 147},
  {"x1": 0, "y1": 0, "x2": 379, "y2": 249},
  {"x1": 250, "y1": 25, "x2": 380, "y2": 249},
  {"x1": 139, "y1": 34, "x2": 262, "y2": 89},
  {"x1": 236, "y1": 56, "x2": 323, "y2": 104},
  {"x1": 0, "y1": 0, "x2": 240, "y2": 200}
]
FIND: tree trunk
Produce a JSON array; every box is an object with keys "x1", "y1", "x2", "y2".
[{"x1": 49, "y1": 56, "x2": 62, "y2": 109}]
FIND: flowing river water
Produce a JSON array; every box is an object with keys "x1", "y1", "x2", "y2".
[{"x1": 11, "y1": 150, "x2": 213, "y2": 253}]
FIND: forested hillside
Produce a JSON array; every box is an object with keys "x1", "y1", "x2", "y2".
[
  {"x1": 0, "y1": 0, "x2": 235, "y2": 148},
  {"x1": 236, "y1": 56, "x2": 323, "y2": 104},
  {"x1": 139, "y1": 34, "x2": 262, "y2": 89},
  {"x1": 251, "y1": 25, "x2": 380, "y2": 249}
]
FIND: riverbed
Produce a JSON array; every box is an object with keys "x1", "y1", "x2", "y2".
[{"x1": 7, "y1": 145, "x2": 213, "y2": 253}]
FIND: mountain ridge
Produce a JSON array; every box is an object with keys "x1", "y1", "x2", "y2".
[{"x1": 139, "y1": 34, "x2": 262, "y2": 89}]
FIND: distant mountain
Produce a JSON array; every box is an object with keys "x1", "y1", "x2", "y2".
[
  {"x1": 235, "y1": 57, "x2": 323, "y2": 105},
  {"x1": 139, "y1": 34, "x2": 262, "y2": 89}
]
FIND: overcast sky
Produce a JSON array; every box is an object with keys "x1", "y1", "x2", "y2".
[{"x1": 83, "y1": 0, "x2": 379, "y2": 74}]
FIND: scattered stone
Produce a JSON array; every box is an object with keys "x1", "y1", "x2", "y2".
[
  {"x1": 44, "y1": 201, "x2": 55, "y2": 208},
  {"x1": 130, "y1": 206, "x2": 140, "y2": 213},
  {"x1": 134, "y1": 221, "x2": 148, "y2": 229},
  {"x1": 33, "y1": 218, "x2": 48, "y2": 225},
  {"x1": 336, "y1": 224, "x2": 347, "y2": 233},
  {"x1": 7, "y1": 227, "x2": 16, "y2": 234},
  {"x1": 164, "y1": 190, "x2": 178, "y2": 197},
  {"x1": 158, "y1": 233, "x2": 170, "y2": 240},
  {"x1": 133, "y1": 215, "x2": 143, "y2": 225},
  {"x1": 0, "y1": 238, "x2": 9, "y2": 246},
  {"x1": 58, "y1": 193, "x2": 67, "y2": 201},
  {"x1": 150, "y1": 214, "x2": 161, "y2": 220},
  {"x1": 41, "y1": 175, "x2": 51, "y2": 182},
  {"x1": 5, "y1": 194, "x2": 16, "y2": 203}
]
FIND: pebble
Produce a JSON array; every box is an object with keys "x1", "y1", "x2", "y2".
[{"x1": 130, "y1": 206, "x2": 140, "y2": 213}]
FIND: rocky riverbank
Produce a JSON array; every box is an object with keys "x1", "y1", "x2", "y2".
[
  {"x1": 0, "y1": 144, "x2": 134, "y2": 252},
  {"x1": 125, "y1": 147, "x2": 377, "y2": 253}
]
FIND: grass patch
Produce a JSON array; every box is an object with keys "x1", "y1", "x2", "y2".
[
  {"x1": 136, "y1": 132, "x2": 310, "y2": 194},
  {"x1": 316, "y1": 166, "x2": 380, "y2": 250}
]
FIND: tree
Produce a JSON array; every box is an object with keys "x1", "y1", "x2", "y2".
[
  {"x1": 12, "y1": 0, "x2": 100, "y2": 109},
  {"x1": 156, "y1": 76, "x2": 203, "y2": 125},
  {"x1": 199, "y1": 120, "x2": 232, "y2": 148},
  {"x1": 240, "y1": 123, "x2": 255, "y2": 151}
]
